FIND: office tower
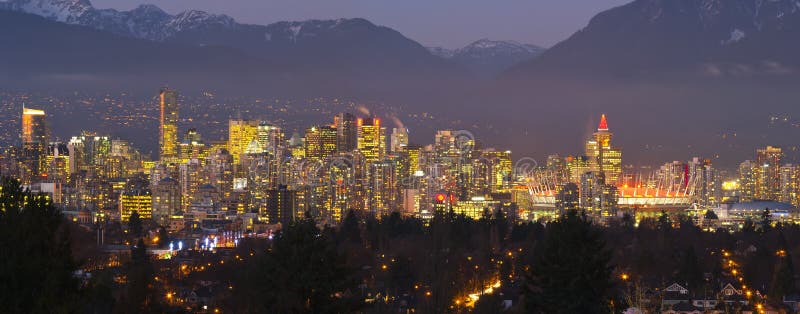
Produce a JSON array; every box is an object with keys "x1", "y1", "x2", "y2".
[
  {"x1": 334, "y1": 112, "x2": 357, "y2": 153},
  {"x1": 555, "y1": 183, "x2": 580, "y2": 212},
  {"x1": 780, "y1": 165, "x2": 799, "y2": 206},
  {"x1": 266, "y1": 185, "x2": 297, "y2": 225},
  {"x1": 257, "y1": 122, "x2": 284, "y2": 156},
  {"x1": 304, "y1": 125, "x2": 337, "y2": 160},
  {"x1": 566, "y1": 155, "x2": 590, "y2": 184},
  {"x1": 179, "y1": 159, "x2": 204, "y2": 211},
  {"x1": 119, "y1": 176, "x2": 152, "y2": 222},
  {"x1": 738, "y1": 160, "x2": 755, "y2": 202},
  {"x1": 357, "y1": 117, "x2": 386, "y2": 163},
  {"x1": 481, "y1": 149, "x2": 512, "y2": 193},
  {"x1": 228, "y1": 119, "x2": 260, "y2": 164},
  {"x1": 367, "y1": 159, "x2": 400, "y2": 217},
  {"x1": 152, "y1": 177, "x2": 181, "y2": 226},
  {"x1": 20, "y1": 106, "x2": 48, "y2": 180},
  {"x1": 390, "y1": 127, "x2": 409, "y2": 152},
  {"x1": 159, "y1": 89, "x2": 179, "y2": 161},
  {"x1": 579, "y1": 171, "x2": 617, "y2": 218},
  {"x1": 179, "y1": 128, "x2": 206, "y2": 160},
  {"x1": 754, "y1": 146, "x2": 782, "y2": 201},
  {"x1": 585, "y1": 114, "x2": 622, "y2": 184},
  {"x1": 206, "y1": 148, "x2": 234, "y2": 199}
]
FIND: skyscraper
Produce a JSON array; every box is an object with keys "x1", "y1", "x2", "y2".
[
  {"x1": 334, "y1": 112, "x2": 357, "y2": 153},
  {"x1": 228, "y1": 119, "x2": 260, "y2": 164},
  {"x1": 585, "y1": 114, "x2": 622, "y2": 184},
  {"x1": 304, "y1": 126, "x2": 338, "y2": 160},
  {"x1": 357, "y1": 117, "x2": 386, "y2": 163},
  {"x1": 390, "y1": 127, "x2": 409, "y2": 152},
  {"x1": 21, "y1": 106, "x2": 48, "y2": 180},
  {"x1": 159, "y1": 89, "x2": 179, "y2": 161},
  {"x1": 754, "y1": 146, "x2": 782, "y2": 201}
]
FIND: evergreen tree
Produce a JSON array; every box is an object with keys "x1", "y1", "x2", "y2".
[
  {"x1": 0, "y1": 177, "x2": 80, "y2": 313},
  {"x1": 157, "y1": 226, "x2": 168, "y2": 248},
  {"x1": 677, "y1": 246, "x2": 703, "y2": 290},
  {"x1": 126, "y1": 238, "x2": 157, "y2": 312},
  {"x1": 742, "y1": 218, "x2": 756, "y2": 233},
  {"x1": 128, "y1": 210, "x2": 143, "y2": 238},
  {"x1": 657, "y1": 210, "x2": 672, "y2": 231},
  {"x1": 523, "y1": 210, "x2": 612, "y2": 313},
  {"x1": 235, "y1": 216, "x2": 360, "y2": 312},
  {"x1": 339, "y1": 209, "x2": 361, "y2": 243},
  {"x1": 760, "y1": 208, "x2": 772, "y2": 233},
  {"x1": 769, "y1": 234, "x2": 795, "y2": 303},
  {"x1": 704, "y1": 210, "x2": 718, "y2": 220}
]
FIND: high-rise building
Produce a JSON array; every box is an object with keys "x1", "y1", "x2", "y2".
[
  {"x1": 257, "y1": 123, "x2": 284, "y2": 156},
  {"x1": 159, "y1": 89, "x2": 179, "y2": 161},
  {"x1": 228, "y1": 119, "x2": 260, "y2": 164},
  {"x1": 334, "y1": 112, "x2": 357, "y2": 153},
  {"x1": 265, "y1": 185, "x2": 297, "y2": 225},
  {"x1": 20, "y1": 106, "x2": 48, "y2": 180},
  {"x1": 152, "y1": 177, "x2": 181, "y2": 226},
  {"x1": 585, "y1": 114, "x2": 622, "y2": 184},
  {"x1": 357, "y1": 117, "x2": 386, "y2": 163},
  {"x1": 738, "y1": 160, "x2": 755, "y2": 202},
  {"x1": 780, "y1": 165, "x2": 799, "y2": 206},
  {"x1": 390, "y1": 127, "x2": 409, "y2": 152},
  {"x1": 304, "y1": 125, "x2": 337, "y2": 160},
  {"x1": 119, "y1": 176, "x2": 152, "y2": 222},
  {"x1": 555, "y1": 183, "x2": 580, "y2": 212},
  {"x1": 754, "y1": 146, "x2": 782, "y2": 201}
]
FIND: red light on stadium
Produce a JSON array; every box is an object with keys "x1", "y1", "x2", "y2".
[
  {"x1": 449, "y1": 194, "x2": 456, "y2": 203},
  {"x1": 435, "y1": 194, "x2": 446, "y2": 203}
]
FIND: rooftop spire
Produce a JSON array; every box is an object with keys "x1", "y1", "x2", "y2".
[{"x1": 598, "y1": 114, "x2": 609, "y2": 131}]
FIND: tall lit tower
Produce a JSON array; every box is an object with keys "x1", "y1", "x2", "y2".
[
  {"x1": 357, "y1": 117, "x2": 386, "y2": 163},
  {"x1": 334, "y1": 112, "x2": 357, "y2": 153},
  {"x1": 21, "y1": 106, "x2": 48, "y2": 179},
  {"x1": 159, "y1": 89, "x2": 179, "y2": 161},
  {"x1": 754, "y1": 146, "x2": 782, "y2": 201},
  {"x1": 228, "y1": 119, "x2": 260, "y2": 164},
  {"x1": 584, "y1": 114, "x2": 622, "y2": 184}
]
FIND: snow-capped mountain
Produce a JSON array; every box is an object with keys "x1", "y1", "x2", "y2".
[
  {"x1": 429, "y1": 39, "x2": 545, "y2": 77},
  {"x1": 1, "y1": 0, "x2": 238, "y2": 40},
  {"x1": 508, "y1": 0, "x2": 800, "y2": 78},
  {"x1": 1, "y1": 0, "x2": 456, "y2": 75}
]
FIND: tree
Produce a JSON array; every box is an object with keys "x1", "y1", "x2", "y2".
[
  {"x1": 125, "y1": 238, "x2": 157, "y2": 312},
  {"x1": 677, "y1": 246, "x2": 703, "y2": 291},
  {"x1": 235, "y1": 216, "x2": 360, "y2": 312},
  {"x1": 760, "y1": 208, "x2": 772, "y2": 233},
  {"x1": 621, "y1": 213, "x2": 635, "y2": 230},
  {"x1": 128, "y1": 210, "x2": 143, "y2": 238},
  {"x1": 742, "y1": 218, "x2": 756, "y2": 233},
  {"x1": 523, "y1": 210, "x2": 613, "y2": 313},
  {"x1": 157, "y1": 226, "x2": 168, "y2": 248},
  {"x1": 704, "y1": 210, "x2": 718, "y2": 220},
  {"x1": 769, "y1": 234, "x2": 795, "y2": 303},
  {"x1": 657, "y1": 210, "x2": 672, "y2": 231},
  {"x1": 0, "y1": 177, "x2": 80, "y2": 313}
]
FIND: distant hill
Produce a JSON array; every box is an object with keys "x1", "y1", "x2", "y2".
[
  {"x1": 507, "y1": 0, "x2": 800, "y2": 78},
  {"x1": 430, "y1": 39, "x2": 544, "y2": 77}
]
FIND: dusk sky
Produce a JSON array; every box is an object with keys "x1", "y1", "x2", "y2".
[{"x1": 92, "y1": 0, "x2": 631, "y2": 48}]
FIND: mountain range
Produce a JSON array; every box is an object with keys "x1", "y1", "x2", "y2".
[
  {"x1": 429, "y1": 39, "x2": 545, "y2": 77},
  {"x1": 507, "y1": 0, "x2": 800, "y2": 78},
  {"x1": 2, "y1": 0, "x2": 800, "y2": 166}
]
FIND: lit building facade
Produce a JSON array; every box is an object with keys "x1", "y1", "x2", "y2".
[{"x1": 159, "y1": 89, "x2": 179, "y2": 161}]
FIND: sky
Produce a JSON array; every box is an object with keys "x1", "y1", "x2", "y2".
[{"x1": 91, "y1": 0, "x2": 631, "y2": 48}]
